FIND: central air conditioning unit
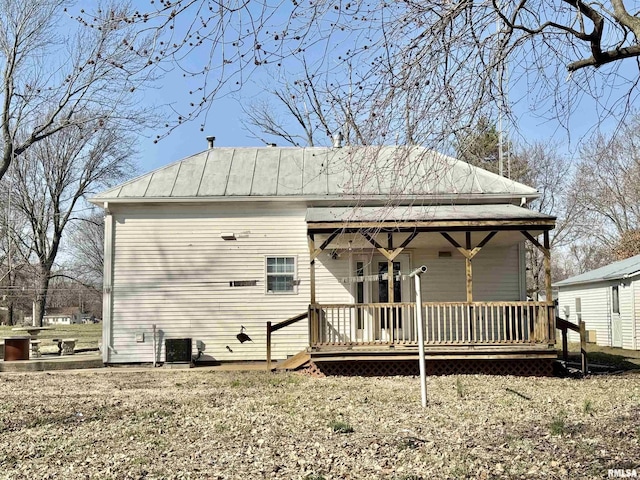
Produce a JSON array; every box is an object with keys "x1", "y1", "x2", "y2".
[{"x1": 165, "y1": 338, "x2": 192, "y2": 363}]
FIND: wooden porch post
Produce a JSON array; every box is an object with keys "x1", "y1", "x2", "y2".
[
  {"x1": 465, "y1": 232, "x2": 473, "y2": 302},
  {"x1": 388, "y1": 233, "x2": 394, "y2": 302},
  {"x1": 308, "y1": 233, "x2": 316, "y2": 305},
  {"x1": 543, "y1": 231, "x2": 552, "y2": 303}
]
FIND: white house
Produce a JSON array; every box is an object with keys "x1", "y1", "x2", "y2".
[
  {"x1": 555, "y1": 254, "x2": 640, "y2": 351},
  {"x1": 43, "y1": 307, "x2": 83, "y2": 325},
  {"x1": 91, "y1": 145, "x2": 557, "y2": 373}
]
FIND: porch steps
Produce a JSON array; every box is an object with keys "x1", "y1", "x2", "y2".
[{"x1": 274, "y1": 351, "x2": 311, "y2": 371}]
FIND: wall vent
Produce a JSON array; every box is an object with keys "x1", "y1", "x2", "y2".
[
  {"x1": 438, "y1": 251, "x2": 452, "y2": 258},
  {"x1": 165, "y1": 338, "x2": 192, "y2": 363}
]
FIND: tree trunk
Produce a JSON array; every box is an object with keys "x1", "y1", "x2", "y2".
[{"x1": 34, "y1": 273, "x2": 50, "y2": 327}]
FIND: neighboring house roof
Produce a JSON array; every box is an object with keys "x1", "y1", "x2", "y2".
[
  {"x1": 91, "y1": 146, "x2": 539, "y2": 204},
  {"x1": 44, "y1": 307, "x2": 82, "y2": 316},
  {"x1": 306, "y1": 204, "x2": 554, "y2": 223},
  {"x1": 554, "y1": 254, "x2": 640, "y2": 287}
]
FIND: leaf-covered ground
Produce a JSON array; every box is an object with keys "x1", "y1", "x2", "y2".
[{"x1": 0, "y1": 369, "x2": 638, "y2": 479}]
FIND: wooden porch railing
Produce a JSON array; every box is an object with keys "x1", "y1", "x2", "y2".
[
  {"x1": 266, "y1": 311, "x2": 308, "y2": 371},
  {"x1": 309, "y1": 302, "x2": 555, "y2": 346},
  {"x1": 556, "y1": 317, "x2": 588, "y2": 375}
]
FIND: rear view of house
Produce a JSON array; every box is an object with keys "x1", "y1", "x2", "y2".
[
  {"x1": 555, "y1": 254, "x2": 640, "y2": 351},
  {"x1": 92, "y1": 145, "x2": 557, "y2": 374}
]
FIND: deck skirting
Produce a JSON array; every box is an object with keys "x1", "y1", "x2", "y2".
[{"x1": 301, "y1": 358, "x2": 556, "y2": 377}]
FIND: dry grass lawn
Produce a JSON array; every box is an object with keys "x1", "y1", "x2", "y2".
[{"x1": 0, "y1": 369, "x2": 638, "y2": 479}]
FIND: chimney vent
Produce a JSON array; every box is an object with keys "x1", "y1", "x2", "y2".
[
  {"x1": 206, "y1": 136, "x2": 215, "y2": 149},
  {"x1": 332, "y1": 131, "x2": 344, "y2": 148}
]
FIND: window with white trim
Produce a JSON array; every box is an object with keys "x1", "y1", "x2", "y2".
[{"x1": 266, "y1": 256, "x2": 297, "y2": 294}]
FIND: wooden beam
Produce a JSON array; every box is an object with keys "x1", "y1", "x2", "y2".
[
  {"x1": 310, "y1": 231, "x2": 340, "y2": 261},
  {"x1": 521, "y1": 231, "x2": 545, "y2": 252},
  {"x1": 360, "y1": 231, "x2": 394, "y2": 260},
  {"x1": 384, "y1": 231, "x2": 421, "y2": 261},
  {"x1": 399, "y1": 230, "x2": 420, "y2": 249},
  {"x1": 308, "y1": 234, "x2": 316, "y2": 305},
  {"x1": 477, "y1": 231, "x2": 498, "y2": 249},
  {"x1": 388, "y1": 259, "x2": 394, "y2": 303},
  {"x1": 466, "y1": 257, "x2": 473, "y2": 302},
  {"x1": 266, "y1": 321, "x2": 272, "y2": 371},
  {"x1": 441, "y1": 232, "x2": 461, "y2": 249},
  {"x1": 387, "y1": 235, "x2": 394, "y2": 303},
  {"x1": 544, "y1": 230, "x2": 552, "y2": 304},
  {"x1": 360, "y1": 230, "x2": 384, "y2": 250}
]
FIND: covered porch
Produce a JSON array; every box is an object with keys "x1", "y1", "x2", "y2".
[{"x1": 305, "y1": 204, "x2": 557, "y2": 360}]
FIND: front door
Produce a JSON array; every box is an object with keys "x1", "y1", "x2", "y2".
[
  {"x1": 353, "y1": 254, "x2": 411, "y2": 342},
  {"x1": 611, "y1": 285, "x2": 623, "y2": 348}
]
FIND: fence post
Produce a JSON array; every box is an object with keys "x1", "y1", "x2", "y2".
[
  {"x1": 266, "y1": 321, "x2": 272, "y2": 372},
  {"x1": 579, "y1": 320, "x2": 588, "y2": 375}
]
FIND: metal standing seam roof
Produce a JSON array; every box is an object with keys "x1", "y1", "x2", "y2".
[
  {"x1": 91, "y1": 146, "x2": 540, "y2": 202},
  {"x1": 305, "y1": 204, "x2": 555, "y2": 223},
  {"x1": 554, "y1": 254, "x2": 640, "y2": 287}
]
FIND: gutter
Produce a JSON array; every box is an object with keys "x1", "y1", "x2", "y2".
[{"x1": 88, "y1": 193, "x2": 541, "y2": 207}]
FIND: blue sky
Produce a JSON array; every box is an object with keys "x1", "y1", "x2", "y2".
[{"x1": 130, "y1": 2, "x2": 638, "y2": 175}]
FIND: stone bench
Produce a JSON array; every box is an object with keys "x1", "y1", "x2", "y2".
[
  {"x1": 53, "y1": 338, "x2": 77, "y2": 356},
  {"x1": 30, "y1": 339, "x2": 42, "y2": 358}
]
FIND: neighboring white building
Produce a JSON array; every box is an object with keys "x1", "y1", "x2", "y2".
[
  {"x1": 91, "y1": 145, "x2": 557, "y2": 368},
  {"x1": 555, "y1": 254, "x2": 640, "y2": 351},
  {"x1": 43, "y1": 307, "x2": 83, "y2": 325}
]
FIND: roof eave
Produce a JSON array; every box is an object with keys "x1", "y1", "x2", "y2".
[{"x1": 89, "y1": 192, "x2": 540, "y2": 207}]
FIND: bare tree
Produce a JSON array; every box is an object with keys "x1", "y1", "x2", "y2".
[
  {"x1": 570, "y1": 117, "x2": 640, "y2": 251},
  {"x1": 109, "y1": 1, "x2": 640, "y2": 145},
  {"x1": 9, "y1": 117, "x2": 134, "y2": 326},
  {"x1": 0, "y1": 0, "x2": 154, "y2": 183},
  {"x1": 68, "y1": 210, "x2": 105, "y2": 288},
  {"x1": 514, "y1": 142, "x2": 581, "y2": 292},
  {"x1": 242, "y1": 59, "x2": 372, "y2": 147}
]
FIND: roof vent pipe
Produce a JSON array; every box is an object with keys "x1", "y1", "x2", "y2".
[
  {"x1": 332, "y1": 131, "x2": 344, "y2": 148},
  {"x1": 206, "y1": 136, "x2": 215, "y2": 149}
]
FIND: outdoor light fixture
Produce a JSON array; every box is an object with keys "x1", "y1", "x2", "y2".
[{"x1": 220, "y1": 232, "x2": 236, "y2": 240}]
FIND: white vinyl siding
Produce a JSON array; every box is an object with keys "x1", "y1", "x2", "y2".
[
  {"x1": 107, "y1": 202, "x2": 310, "y2": 363},
  {"x1": 557, "y1": 279, "x2": 640, "y2": 350},
  {"x1": 557, "y1": 283, "x2": 611, "y2": 346},
  {"x1": 312, "y1": 245, "x2": 521, "y2": 304},
  {"x1": 635, "y1": 279, "x2": 640, "y2": 350},
  {"x1": 414, "y1": 245, "x2": 521, "y2": 302}
]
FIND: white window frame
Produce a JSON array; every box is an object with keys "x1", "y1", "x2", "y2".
[{"x1": 265, "y1": 255, "x2": 298, "y2": 295}]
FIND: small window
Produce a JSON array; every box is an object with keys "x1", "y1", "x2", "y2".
[
  {"x1": 266, "y1": 256, "x2": 297, "y2": 294},
  {"x1": 612, "y1": 286, "x2": 620, "y2": 314}
]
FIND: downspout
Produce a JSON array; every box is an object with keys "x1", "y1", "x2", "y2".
[{"x1": 102, "y1": 203, "x2": 115, "y2": 364}]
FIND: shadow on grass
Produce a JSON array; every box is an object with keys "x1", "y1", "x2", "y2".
[{"x1": 562, "y1": 351, "x2": 640, "y2": 371}]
